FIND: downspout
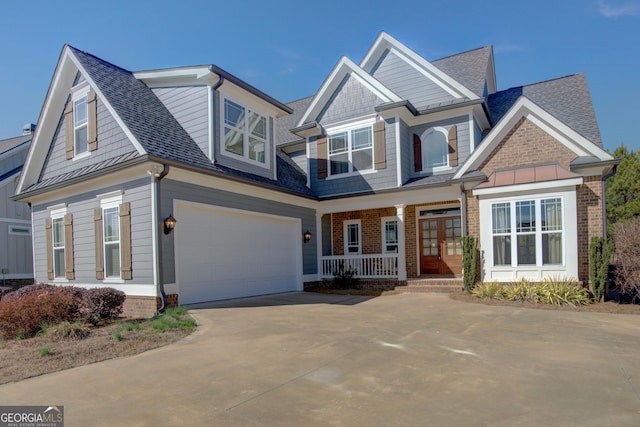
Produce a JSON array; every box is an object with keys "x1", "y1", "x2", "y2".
[{"x1": 152, "y1": 164, "x2": 170, "y2": 314}]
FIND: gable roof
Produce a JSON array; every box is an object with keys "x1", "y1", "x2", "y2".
[
  {"x1": 432, "y1": 46, "x2": 495, "y2": 98},
  {"x1": 0, "y1": 134, "x2": 31, "y2": 156},
  {"x1": 17, "y1": 46, "x2": 315, "y2": 200},
  {"x1": 488, "y1": 73, "x2": 602, "y2": 147},
  {"x1": 276, "y1": 96, "x2": 313, "y2": 146}
]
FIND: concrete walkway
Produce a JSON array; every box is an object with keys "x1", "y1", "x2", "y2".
[{"x1": 1, "y1": 292, "x2": 639, "y2": 426}]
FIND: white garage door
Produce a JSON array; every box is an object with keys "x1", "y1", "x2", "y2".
[{"x1": 174, "y1": 201, "x2": 302, "y2": 305}]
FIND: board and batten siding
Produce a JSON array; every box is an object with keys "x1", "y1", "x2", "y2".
[
  {"x1": 0, "y1": 178, "x2": 32, "y2": 277},
  {"x1": 309, "y1": 118, "x2": 399, "y2": 197},
  {"x1": 40, "y1": 97, "x2": 137, "y2": 181},
  {"x1": 152, "y1": 86, "x2": 209, "y2": 157},
  {"x1": 371, "y1": 49, "x2": 456, "y2": 110},
  {"x1": 160, "y1": 179, "x2": 318, "y2": 284},
  {"x1": 31, "y1": 179, "x2": 154, "y2": 287}
]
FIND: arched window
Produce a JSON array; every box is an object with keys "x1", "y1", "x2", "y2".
[{"x1": 422, "y1": 128, "x2": 449, "y2": 170}]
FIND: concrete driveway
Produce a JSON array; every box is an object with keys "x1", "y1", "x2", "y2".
[{"x1": 1, "y1": 292, "x2": 639, "y2": 426}]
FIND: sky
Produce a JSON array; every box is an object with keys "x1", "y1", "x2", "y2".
[{"x1": 0, "y1": 0, "x2": 638, "y2": 152}]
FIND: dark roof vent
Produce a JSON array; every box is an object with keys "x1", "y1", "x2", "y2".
[{"x1": 22, "y1": 123, "x2": 36, "y2": 136}]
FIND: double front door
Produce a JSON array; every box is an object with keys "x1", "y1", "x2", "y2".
[{"x1": 419, "y1": 216, "x2": 462, "y2": 275}]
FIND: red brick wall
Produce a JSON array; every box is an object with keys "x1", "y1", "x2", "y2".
[
  {"x1": 577, "y1": 176, "x2": 604, "y2": 280},
  {"x1": 332, "y1": 207, "x2": 396, "y2": 255},
  {"x1": 122, "y1": 296, "x2": 160, "y2": 319}
]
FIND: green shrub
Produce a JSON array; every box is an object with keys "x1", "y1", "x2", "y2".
[
  {"x1": 461, "y1": 236, "x2": 480, "y2": 292},
  {"x1": 81, "y1": 288, "x2": 126, "y2": 325},
  {"x1": 589, "y1": 237, "x2": 613, "y2": 302},
  {"x1": 332, "y1": 263, "x2": 359, "y2": 290},
  {"x1": 471, "y1": 282, "x2": 505, "y2": 299},
  {"x1": 113, "y1": 331, "x2": 122, "y2": 341},
  {"x1": 40, "y1": 345, "x2": 50, "y2": 357}
]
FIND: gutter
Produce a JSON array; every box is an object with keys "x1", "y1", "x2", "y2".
[{"x1": 151, "y1": 164, "x2": 170, "y2": 314}]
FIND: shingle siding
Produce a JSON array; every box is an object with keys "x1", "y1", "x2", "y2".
[
  {"x1": 318, "y1": 75, "x2": 384, "y2": 124},
  {"x1": 40, "y1": 97, "x2": 137, "y2": 181},
  {"x1": 153, "y1": 86, "x2": 209, "y2": 157},
  {"x1": 372, "y1": 49, "x2": 455, "y2": 110}
]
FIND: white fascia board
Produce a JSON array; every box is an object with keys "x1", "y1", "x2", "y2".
[
  {"x1": 17, "y1": 48, "x2": 77, "y2": 194},
  {"x1": 472, "y1": 178, "x2": 583, "y2": 197},
  {"x1": 454, "y1": 97, "x2": 613, "y2": 180},
  {"x1": 360, "y1": 32, "x2": 478, "y2": 101},
  {"x1": 66, "y1": 50, "x2": 147, "y2": 157},
  {"x1": 296, "y1": 56, "x2": 401, "y2": 127},
  {"x1": 317, "y1": 184, "x2": 461, "y2": 215}
]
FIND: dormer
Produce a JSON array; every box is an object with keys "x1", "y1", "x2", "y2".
[{"x1": 135, "y1": 65, "x2": 292, "y2": 181}]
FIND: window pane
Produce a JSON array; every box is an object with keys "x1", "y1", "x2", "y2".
[
  {"x1": 516, "y1": 201, "x2": 536, "y2": 232},
  {"x1": 104, "y1": 207, "x2": 120, "y2": 242},
  {"x1": 423, "y1": 130, "x2": 448, "y2": 168},
  {"x1": 329, "y1": 132, "x2": 347, "y2": 154},
  {"x1": 224, "y1": 128, "x2": 244, "y2": 156},
  {"x1": 493, "y1": 236, "x2": 511, "y2": 265},
  {"x1": 543, "y1": 233, "x2": 563, "y2": 264},
  {"x1": 248, "y1": 111, "x2": 266, "y2": 139},
  {"x1": 542, "y1": 198, "x2": 562, "y2": 231},
  {"x1": 75, "y1": 126, "x2": 88, "y2": 154},
  {"x1": 52, "y1": 218, "x2": 64, "y2": 246},
  {"x1": 517, "y1": 235, "x2": 536, "y2": 265},
  {"x1": 249, "y1": 138, "x2": 265, "y2": 163},
  {"x1": 492, "y1": 203, "x2": 511, "y2": 233},
  {"x1": 351, "y1": 127, "x2": 372, "y2": 149},
  {"x1": 105, "y1": 242, "x2": 120, "y2": 277},
  {"x1": 385, "y1": 221, "x2": 398, "y2": 245},
  {"x1": 347, "y1": 224, "x2": 359, "y2": 245},
  {"x1": 54, "y1": 248, "x2": 65, "y2": 278},
  {"x1": 74, "y1": 98, "x2": 87, "y2": 125},
  {"x1": 224, "y1": 99, "x2": 244, "y2": 128},
  {"x1": 330, "y1": 153, "x2": 349, "y2": 175},
  {"x1": 352, "y1": 148, "x2": 372, "y2": 171}
]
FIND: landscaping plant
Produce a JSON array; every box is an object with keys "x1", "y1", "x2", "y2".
[
  {"x1": 612, "y1": 217, "x2": 640, "y2": 302},
  {"x1": 461, "y1": 235, "x2": 480, "y2": 292},
  {"x1": 589, "y1": 236, "x2": 613, "y2": 302}
]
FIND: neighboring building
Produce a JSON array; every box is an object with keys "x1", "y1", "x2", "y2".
[
  {"x1": 13, "y1": 33, "x2": 615, "y2": 317},
  {"x1": 1, "y1": 124, "x2": 35, "y2": 287}
]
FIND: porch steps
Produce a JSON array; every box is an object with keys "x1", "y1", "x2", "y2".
[{"x1": 399, "y1": 277, "x2": 464, "y2": 294}]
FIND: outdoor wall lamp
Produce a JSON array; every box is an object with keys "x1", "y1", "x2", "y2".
[
  {"x1": 164, "y1": 214, "x2": 177, "y2": 235},
  {"x1": 303, "y1": 230, "x2": 312, "y2": 243}
]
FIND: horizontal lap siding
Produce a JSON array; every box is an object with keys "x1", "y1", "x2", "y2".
[
  {"x1": 31, "y1": 179, "x2": 153, "y2": 285},
  {"x1": 372, "y1": 49, "x2": 455, "y2": 110},
  {"x1": 161, "y1": 179, "x2": 318, "y2": 283},
  {"x1": 41, "y1": 98, "x2": 137, "y2": 181},
  {"x1": 153, "y1": 87, "x2": 209, "y2": 157}
]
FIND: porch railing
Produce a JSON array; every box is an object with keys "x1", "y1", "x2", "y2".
[{"x1": 321, "y1": 254, "x2": 398, "y2": 278}]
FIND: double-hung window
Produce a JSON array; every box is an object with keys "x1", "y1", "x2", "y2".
[
  {"x1": 344, "y1": 220, "x2": 361, "y2": 254},
  {"x1": 382, "y1": 218, "x2": 398, "y2": 253},
  {"x1": 329, "y1": 125, "x2": 373, "y2": 176},
  {"x1": 223, "y1": 98, "x2": 269, "y2": 165},
  {"x1": 74, "y1": 95, "x2": 88, "y2": 155},
  {"x1": 52, "y1": 216, "x2": 66, "y2": 279},
  {"x1": 103, "y1": 206, "x2": 121, "y2": 278},
  {"x1": 491, "y1": 198, "x2": 564, "y2": 267},
  {"x1": 422, "y1": 128, "x2": 449, "y2": 170}
]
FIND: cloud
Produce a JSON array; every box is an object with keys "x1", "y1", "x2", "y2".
[{"x1": 597, "y1": 0, "x2": 639, "y2": 17}]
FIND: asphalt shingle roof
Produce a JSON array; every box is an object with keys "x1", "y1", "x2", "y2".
[
  {"x1": 488, "y1": 73, "x2": 603, "y2": 146},
  {"x1": 275, "y1": 96, "x2": 313, "y2": 146},
  {"x1": 0, "y1": 135, "x2": 31, "y2": 156},
  {"x1": 432, "y1": 46, "x2": 492, "y2": 98},
  {"x1": 63, "y1": 47, "x2": 315, "y2": 198}
]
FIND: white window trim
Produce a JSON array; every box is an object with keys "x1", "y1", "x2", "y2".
[
  {"x1": 326, "y1": 118, "x2": 376, "y2": 178},
  {"x1": 50, "y1": 207, "x2": 67, "y2": 281},
  {"x1": 219, "y1": 94, "x2": 272, "y2": 169},
  {"x1": 381, "y1": 217, "x2": 399, "y2": 254},
  {"x1": 479, "y1": 188, "x2": 578, "y2": 282},
  {"x1": 343, "y1": 219, "x2": 362, "y2": 255},
  {"x1": 420, "y1": 126, "x2": 451, "y2": 173},
  {"x1": 101, "y1": 195, "x2": 124, "y2": 283},
  {"x1": 71, "y1": 83, "x2": 91, "y2": 160}
]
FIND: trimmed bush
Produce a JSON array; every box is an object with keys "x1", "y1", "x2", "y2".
[
  {"x1": 589, "y1": 237, "x2": 613, "y2": 302},
  {"x1": 461, "y1": 236, "x2": 480, "y2": 292},
  {"x1": 80, "y1": 288, "x2": 126, "y2": 325},
  {"x1": 0, "y1": 288, "x2": 82, "y2": 339}
]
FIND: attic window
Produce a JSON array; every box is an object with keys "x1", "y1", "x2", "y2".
[
  {"x1": 222, "y1": 98, "x2": 269, "y2": 166},
  {"x1": 74, "y1": 96, "x2": 88, "y2": 155}
]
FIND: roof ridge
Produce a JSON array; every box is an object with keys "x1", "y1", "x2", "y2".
[
  {"x1": 432, "y1": 45, "x2": 492, "y2": 62},
  {"x1": 493, "y1": 73, "x2": 584, "y2": 95}
]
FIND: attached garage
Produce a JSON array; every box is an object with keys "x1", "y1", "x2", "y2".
[{"x1": 174, "y1": 201, "x2": 303, "y2": 305}]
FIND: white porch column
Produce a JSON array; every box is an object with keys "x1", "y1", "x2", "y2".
[
  {"x1": 315, "y1": 212, "x2": 323, "y2": 281},
  {"x1": 395, "y1": 204, "x2": 407, "y2": 281}
]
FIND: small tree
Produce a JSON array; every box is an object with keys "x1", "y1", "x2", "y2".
[
  {"x1": 606, "y1": 145, "x2": 640, "y2": 235},
  {"x1": 612, "y1": 217, "x2": 640, "y2": 302},
  {"x1": 461, "y1": 236, "x2": 480, "y2": 292},
  {"x1": 589, "y1": 236, "x2": 612, "y2": 302}
]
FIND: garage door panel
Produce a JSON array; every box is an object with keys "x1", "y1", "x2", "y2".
[{"x1": 175, "y1": 202, "x2": 301, "y2": 305}]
